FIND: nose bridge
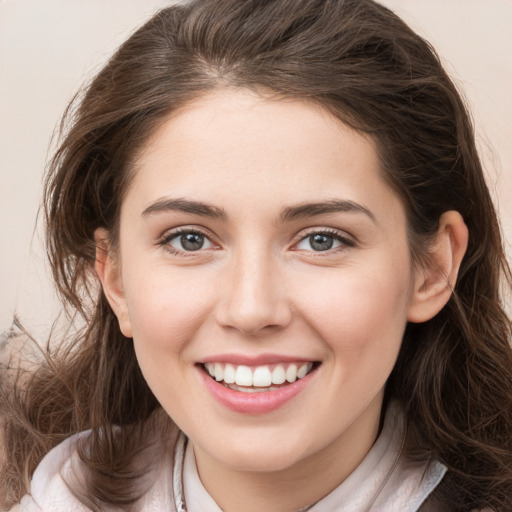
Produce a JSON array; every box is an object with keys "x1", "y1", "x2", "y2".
[{"x1": 217, "y1": 241, "x2": 290, "y2": 335}]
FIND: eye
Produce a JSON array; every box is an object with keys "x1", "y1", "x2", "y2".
[
  {"x1": 295, "y1": 230, "x2": 354, "y2": 252},
  {"x1": 163, "y1": 229, "x2": 215, "y2": 253}
]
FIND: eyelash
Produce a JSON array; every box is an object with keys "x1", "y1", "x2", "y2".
[
  {"x1": 157, "y1": 227, "x2": 356, "y2": 256},
  {"x1": 292, "y1": 228, "x2": 356, "y2": 254},
  {"x1": 157, "y1": 227, "x2": 215, "y2": 256}
]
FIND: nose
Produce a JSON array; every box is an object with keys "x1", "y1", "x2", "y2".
[{"x1": 215, "y1": 249, "x2": 292, "y2": 336}]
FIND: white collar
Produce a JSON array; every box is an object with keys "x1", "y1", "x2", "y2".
[{"x1": 173, "y1": 401, "x2": 446, "y2": 512}]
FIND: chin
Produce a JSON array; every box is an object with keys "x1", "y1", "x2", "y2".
[
  {"x1": 225, "y1": 451, "x2": 305, "y2": 473},
  {"x1": 203, "y1": 434, "x2": 314, "y2": 473}
]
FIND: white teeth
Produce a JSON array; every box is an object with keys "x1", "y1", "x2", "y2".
[
  {"x1": 235, "y1": 365, "x2": 253, "y2": 386},
  {"x1": 204, "y1": 362, "x2": 315, "y2": 388},
  {"x1": 214, "y1": 363, "x2": 223, "y2": 382},
  {"x1": 297, "y1": 363, "x2": 310, "y2": 379},
  {"x1": 271, "y1": 365, "x2": 286, "y2": 385},
  {"x1": 252, "y1": 366, "x2": 272, "y2": 387},
  {"x1": 223, "y1": 364, "x2": 236, "y2": 384},
  {"x1": 286, "y1": 364, "x2": 298, "y2": 383}
]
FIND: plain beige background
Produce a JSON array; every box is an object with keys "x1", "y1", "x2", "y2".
[{"x1": 1, "y1": 0, "x2": 511, "y2": 338}]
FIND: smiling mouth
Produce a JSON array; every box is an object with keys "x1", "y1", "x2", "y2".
[{"x1": 201, "y1": 361, "x2": 320, "y2": 393}]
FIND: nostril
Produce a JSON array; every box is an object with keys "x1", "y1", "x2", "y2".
[
  {"x1": 215, "y1": 266, "x2": 292, "y2": 334},
  {"x1": 216, "y1": 301, "x2": 292, "y2": 336}
]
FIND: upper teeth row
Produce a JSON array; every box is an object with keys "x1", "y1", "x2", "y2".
[{"x1": 204, "y1": 362, "x2": 313, "y2": 387}]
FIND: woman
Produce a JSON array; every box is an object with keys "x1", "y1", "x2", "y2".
[{"x1": 1, "y1": 0, "x2": 511, "y2": 510}]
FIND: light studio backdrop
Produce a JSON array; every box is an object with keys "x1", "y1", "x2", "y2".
[{"x1": 1, "y1": 0, "x2": 511, "y2": 340}]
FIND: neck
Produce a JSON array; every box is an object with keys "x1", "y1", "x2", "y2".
[{"x1": 192, "y1": 397, "x2": 383, "y2": 512}]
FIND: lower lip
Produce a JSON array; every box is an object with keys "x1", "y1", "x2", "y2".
[{"x1": 198, "y1": 366, "x2": 316, "y2": 414}]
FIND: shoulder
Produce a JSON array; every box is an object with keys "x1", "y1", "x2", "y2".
[
  {"x1": 11, "y1": 431, "x2": 92, "y2": 511},
  {"x1": 11, "y1": 424, "x2": 182, "y2": 512}
]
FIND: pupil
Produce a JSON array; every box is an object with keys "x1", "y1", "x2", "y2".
[
  {"x1": 310, "y1": 234, "x2": 333, "y2": 251},
  {"x1": 181, "y1": 233, "x2": 204, "y2": 251}
]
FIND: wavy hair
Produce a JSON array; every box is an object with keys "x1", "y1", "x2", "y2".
[{"x1": 1, "y1": 0, "x2": 511, "y2": 510}]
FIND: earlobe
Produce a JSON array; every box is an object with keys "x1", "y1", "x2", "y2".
[
  {"x1": 94, "y1": 228, "x2": 133, "y2": 338},
  {"x1": 407, "y1": 211, "x2": 468, "y2": 323}
]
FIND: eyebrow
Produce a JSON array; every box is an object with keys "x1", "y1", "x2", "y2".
[
  {"x1": 141, "y1": 197, "x2": 376, "y2": 224},
  {"x1": 142, "y1": 198, "x2": 228, "y2": 220},
  {"x1": 279, "y1": 199, "x2": 376, "y2": 224}
]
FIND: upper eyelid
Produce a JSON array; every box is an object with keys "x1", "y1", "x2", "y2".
[
  {"x1": 158, "y1": 226, "x2": 221, "y2": 251},
  {"x1": 160, "y1": 225, "x2": 214, "y2": 241},
  {"x1": 158, "y1": 227, "x2": 219, "y2": 257},
  {"x1": 292, "y1": 226, "x2": 355, "y2": 243}
]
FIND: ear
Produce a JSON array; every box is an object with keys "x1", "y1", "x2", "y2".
[
  {"x1": 407, "y1": 211, "x2": 468, "y2": 323},
  {"x1": 94, "y1": 228, "x2": 133, "y2": 338}
]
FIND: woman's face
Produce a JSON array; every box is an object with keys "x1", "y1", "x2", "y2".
[{"x1": 105, "y1": 89, "x2": 423, "y2": 475}]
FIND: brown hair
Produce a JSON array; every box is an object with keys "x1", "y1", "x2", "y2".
[{"x1": 1, "y1": 0, "x2": 511, "y2": 510}]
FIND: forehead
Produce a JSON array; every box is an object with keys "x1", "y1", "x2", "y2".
[{"x1": 126, "y1": 89, "x2": 402, "y2": 223}]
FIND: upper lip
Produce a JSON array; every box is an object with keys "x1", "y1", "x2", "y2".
[{"x1": 199, "y1": 353, "x2": 318, "y2": 366}]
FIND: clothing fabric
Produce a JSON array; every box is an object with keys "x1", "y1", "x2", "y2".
[{"x1": 12, "y1": 402, "x2": 447, "y2": 511}]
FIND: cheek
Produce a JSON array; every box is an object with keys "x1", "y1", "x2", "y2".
[
  {"x1": 123, "y1": 267, "x2": 215, "y2": 357},
  {"x1": 121, "y1": 269, "x2": 218, "y2": 412},
  {"x1": 295, "y1": 263, "x2": 412, "y2": 358}
]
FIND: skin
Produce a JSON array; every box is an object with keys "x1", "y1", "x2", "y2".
[{"x1": 96, "y1": 89, "x2": 468, "y2": 512}]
